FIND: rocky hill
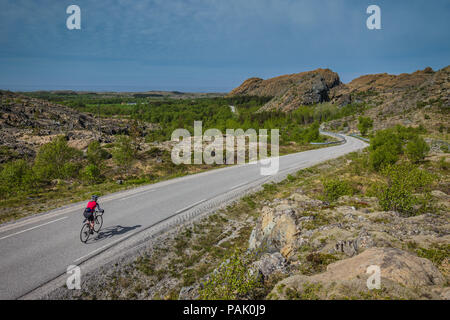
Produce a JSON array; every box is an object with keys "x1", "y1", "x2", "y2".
[
  {"x1": 229, "y1": 66, "x2": 450, "y2": 134},
  {"x1": 329, "y1": 66, "x2": 449, "y2": 133},
  {"x1": 0, "y1": 90, "x2": 141, "y2": 162},
  {"x1": 228, "y1": 68, "x2": 342, "y2": 112}
]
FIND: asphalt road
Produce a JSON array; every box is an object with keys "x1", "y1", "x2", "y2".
[{"x1": 0, "y1": 134, "x2": 367, "y2": 299}]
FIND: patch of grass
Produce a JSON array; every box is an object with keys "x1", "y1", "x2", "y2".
[
  {"x1": 356, "y1": 287, "x2": 401, "y2": 300},
  {"x1": 302, "y1": 212, "x2": 331, "y2": 230},
  {"x1": 242, "y1": 196, "x2": 257, "y2": 209},
  {"x1": 284, "y1": 282, "x2": 323, "y2": 300},
  {"x1": 262, "y1": 183, "x2": 279, "y2": 193},
  {"x1": 415, "y1": 244, "x2": 450, "y2": 266},
  {"x1": 299, "y1": 252, "x2": 338, "y2": 275}
]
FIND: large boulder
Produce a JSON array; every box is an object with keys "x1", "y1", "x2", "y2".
[
  {"x1": 251, "y1": 252, "x2": 287, "y2": 280},
  {"x1": 248, "y1": 205, "x2": 298, "y2": 256},
  {"x1": 248, "y1": 193, "x2": 327, "y2": 259},
  {"x1": 269, "y1": 247, "x2": 447, "y2": 300}
]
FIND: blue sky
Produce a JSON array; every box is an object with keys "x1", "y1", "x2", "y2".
[{"x1": 1, "y1": 0, "x2": 449, "y2": 92}]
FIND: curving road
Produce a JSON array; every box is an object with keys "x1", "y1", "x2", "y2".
[{"x1": 0, "y1": 134, "x2": 367, "y2": 299}]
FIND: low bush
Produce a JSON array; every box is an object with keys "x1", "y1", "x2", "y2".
[
  {"x1": 406, "y1": 136, "x2": 429, "y2": 163},
  {"x1": 199, "y1": 248, "x2": 262, "y2": 300},
  {"x1": 112, "y1": 135, "x2": 136, "y2": 168},
  {"x1": 80, "y1": 164, "x2": 104, "y2": 184},
  {"x1": 369, "y1": 129, "x2": 403, "y2": 171},
  {"x1": 86, "y1": 141, "x2": 109, "y2": 166},
  {"x1": 368, "y1": 126, "x2": 428, "y2": 171},
  {"x1": 357, "y1": 116, "x2": 373, "y2": 136},
  {"x1": 438, "y1": 157, "x2": 448, "y2": 170},
  {"x1": 369, "y1": 144, "x2": 399, "y2": 172},
  {"x1": 377, "y1": 163, "x2": 434, "y2": 215},
  {"x1": 305, "y1": 122, "x2": 321, "y2": 142},
  {"x1": 322, "y1": 179, "x2": 354, "y2": 201},
  {"x1": 0, "y1": 159, "x2": 36, "y2": 197},
  {"x1": 33, "y1": 136, "x2": 82, "y2": 181}
]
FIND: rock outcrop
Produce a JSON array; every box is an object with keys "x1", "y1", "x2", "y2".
[
  {"x1": 269, "y1": 247, "x2": 447, "y2": 300},
  {"x1": 328, "y1": 66, "x2": 449, "y2": 134},
  {"x1": 248, "y1": 188, "x2": 449, "y2": 299},
  {"x1": 228, "y1": 69, "x2": 342, "y2": 112},
  {"x1": 248, "y1": 192, "x2": 327, "y2": 259}
]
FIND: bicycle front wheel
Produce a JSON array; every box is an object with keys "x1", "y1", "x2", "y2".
[
  {"x1": 80, "y1": 223, "x2": 91, "y2": 243},
  {"x1": 94, "y1": 215, "x2": 103, "y2": 232}
]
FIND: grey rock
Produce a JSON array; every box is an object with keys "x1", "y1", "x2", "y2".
[{"x1": 252, "y1": 252, "x2": 287, "y2": 279}]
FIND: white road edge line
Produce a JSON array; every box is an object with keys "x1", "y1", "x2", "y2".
[
  {"x1": 0, "y1": 217, "x2": 68, "y2": 241},
  {"x1": 230, "y1": 182, "x2": 248, "y2": 190},
  {"x1": 175, "y1": 199, "x2": 207, "y2": 214}
]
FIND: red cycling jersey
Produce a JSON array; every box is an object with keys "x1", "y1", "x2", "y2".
[{"x1": 86, "y1": 201, "x2": 97, "y2": 211}]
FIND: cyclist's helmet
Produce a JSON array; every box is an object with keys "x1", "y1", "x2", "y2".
[{"x1": 91, "y1": 195, "x2": 99, "y2": 202}]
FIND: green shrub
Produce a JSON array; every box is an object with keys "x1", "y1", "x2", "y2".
[
  {"x1": 33, "y1": 136, "x2": 82, "y2": 181},
  {"x1": 394, "y1": 124, "x2": 425, "y2": 140},
  {"x1": 357, "y1": 116, "x2": 373, "y2": 136},
  {"x1": 368, "y1": 126, "x2": 431, "y2": 171},
  {"x1": 322, "y1": 179, "x2": 354, "y2": 201},
  {"x1": 112, "y1": 135, "x2": 135, "y2": 167},
  {"x1": 377, "y1": 163, "x2": 434, "y2": 215},
  {"x1": 81, "y1": 164, "x2": 104, "y2": 184},
  {"x1": 61, "y1": 162, "x2": 81, "y2": 178},
  {"x1": 378, "y1": 182, "x2": 416, "y2": 215},
  {"x1": 368, "y1": 127, "x2": 413, "y2": 171},
  {"x1": 438, "y1": 157, "x2": 448, "y2": 170},
  {"x1": 405, "y1": 136, "x2": 429, "y2": 163},
  {"x1": 0, "y1": 146, "x2": 18, "y2": 158},
  {"x1": 305, "y1": 122, "x2": 321, "y2": 142},
  {"x1": 369, "y1": 144, "x2": 399, "y2": 172},
  {"x1": 0, "y1": 159, "x2": 36, "y2": 197},
  {"x1": 370, "y1": 129, "x2": 400, "y2": 153},
  {"x1": 199, "y1": 248, "x2": 262, "y2": 300},
  {"x1": 86, "y1": 141, "x2": 109, "y2": 166}
]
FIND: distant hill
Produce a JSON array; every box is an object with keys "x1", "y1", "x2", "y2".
[{"x1": 27, "y1": 90, "x2": 225, "y2": 100}]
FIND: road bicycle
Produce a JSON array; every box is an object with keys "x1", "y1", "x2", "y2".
[{"x1": 80, "y1": 208, "x2": 104, "y2": 243}]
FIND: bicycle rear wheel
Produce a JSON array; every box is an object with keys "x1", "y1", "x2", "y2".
[
  {"x1": 80, "y1": 223, "x2": 91, "y2": 243},
  {"x1": 94, "y1": 215, "x2": 103, "y2": 232}
]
